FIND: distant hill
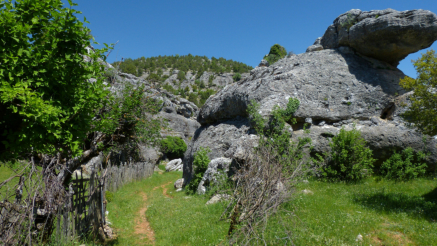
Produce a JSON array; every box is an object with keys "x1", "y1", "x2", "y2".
[
  {"x1": 111, "y1": 54, "x2": 254, "y2": 107},
  {"x1": 112, "y1": 54, "x2": 253, "y2": 77}
]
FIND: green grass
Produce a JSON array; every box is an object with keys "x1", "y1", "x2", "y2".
[
  {"x1": 263, "y1": 177, "x2": 437, "y2": 245},
  {"x1": 106, "y1": 171, "x2": 228, "y2": 246}
]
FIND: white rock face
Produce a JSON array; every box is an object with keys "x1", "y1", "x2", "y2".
[{"x1": 166, "y1": 158, "x2": 183, "y2": 172}]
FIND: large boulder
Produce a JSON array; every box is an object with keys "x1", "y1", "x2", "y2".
[
  {"x1": 158, "y1": 111, "x2": 201, "y2": 143},
  {"x1": 198, "y1": 48, "x2": 404, "y2": 125},
  {"x1": 182, "y1": 118, "x2": 253, "y2": 184},
  {"x1": 320, "y1": 9, "x2": 437, "y2": 66}
]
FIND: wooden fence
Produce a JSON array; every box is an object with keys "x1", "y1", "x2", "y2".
[{"x1": 55, "y1": 160, "x2": 155, "y2": 244}]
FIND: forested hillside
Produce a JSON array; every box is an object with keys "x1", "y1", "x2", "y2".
[
  {"x1": 113, "y1": 54, "x2": 253, "y2": 77},
  {"x1": 111, "y1": 54, "x2": 253, "y2": 107}
]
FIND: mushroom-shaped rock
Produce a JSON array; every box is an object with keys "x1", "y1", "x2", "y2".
[{"x1": 321, "y1": 8, "x2": 437, "y2": 66}]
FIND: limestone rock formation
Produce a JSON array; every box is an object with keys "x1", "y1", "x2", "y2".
[
  {"x1": 182, "y1": 118, "x2": 252, "y2": 183},
  {"x1": 166, "y1": 158, "x2": 183, "y2": 172},
  {"x1": 184, "y1": 8, "x2": 437, "y2": 183},
  {"x1": 197, "y1": 157, "x2": 232, "y2": 195},
  {"x1": 320, "y1": 9, "x2": 437, "y2": 66}
]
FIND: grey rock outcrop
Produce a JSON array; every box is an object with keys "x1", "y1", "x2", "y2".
[
  {"x1": 320, "y1": 9, "x2": 437, "y2": 66},
  {"x1": 184, "y1": 9, "x2": 437, "y2": 182},
  {"x1": 306, "y1": 37, "x2": 324, "y2": 52},
  {"x1": 258, "y1": 59, "x2": 270, "y2": 67},
  {"x1": 138, "y1": 145, "x2": 162, "y2": 165},
  {"x1": 110, "y1": 72, "x2": 201, "y2": 144},
  {"x1": 166, "y1": 158, "x2": 183, "y2": 172},
  {"x1": 158, "y1": 111, "x2": 201, "y2": 143},
  {"x1": 182, "y1": 118, "x2": 252, "y2": 184},
  {"x1": 198, "y1": 48, "x2": 404, "y2": 125},
  {"x1": 197, "y1": 157, "x2": 232, "y2": 195}
]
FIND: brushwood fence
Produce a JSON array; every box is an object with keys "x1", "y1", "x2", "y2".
[{"x1": 55, "y1": 160, "x2": 154, "y2": 244}]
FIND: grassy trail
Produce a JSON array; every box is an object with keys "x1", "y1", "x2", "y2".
[
  {"x1": 106, "y1": 169, "x2": 228, "y2": 246},
  {"x1": 105, "y1": 168, "x2": 436, "y2": 246}
]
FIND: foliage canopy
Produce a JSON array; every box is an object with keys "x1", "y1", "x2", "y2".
[
  {"x1": 321, "y1": 126, "x2": 375, "y2": 181},
  {"x1": 160, "y1": 136, "x2": 187, "y2": 159},
  {"x1": 399, "y1": 49, "x2": 437, "y2": 135},
  {"x1": 0, "y1": 0, "x2": 110, "y2": 159}
]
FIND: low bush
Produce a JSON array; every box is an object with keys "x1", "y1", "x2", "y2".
[
  {"x1": 233, "y1": 73, "x2": 241, "y2": 82},
  {"x1": 380, "y1": 147, "x2": 428, "y2": 181},
  {"x1": 160, "y1": 136, "x2": 187, "y2": 159},
  {"x1": 185, "y1": 147, "x2": 210, "y2": 194},
  {"x1": 105, "y1": 191, "x2": 114, "y2": 203},
  {"x1": 263, "y1": 44, "x2": 287, "y2": 65},
  {"x1": 321, "y1": 126, "x2": 375, "y2": 181}
]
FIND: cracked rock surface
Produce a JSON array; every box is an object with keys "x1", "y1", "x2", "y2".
[{"x1": 320, "y1": 8, "x2": 437, "y2": 66}]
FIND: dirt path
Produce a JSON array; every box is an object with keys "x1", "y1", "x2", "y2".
[
  {"x1": 153, "y1": 181, "x2": 173, "y2": 198},
  {"x1": 134, "y1": 192, "x2": 155, "y2": 244},
  {"x1": 133, "y1": 181, "x2": 174, "y2": 244}
]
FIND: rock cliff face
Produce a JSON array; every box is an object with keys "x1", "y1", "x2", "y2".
[{"x1": 183, "y1": 8, "x2": 437, "y2": 184}]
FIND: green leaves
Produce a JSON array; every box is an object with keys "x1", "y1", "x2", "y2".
[
  {"x1": 399, "y1": 49, "x2": 437, "y2": 135},
  {"x1": 380, "y1": 147, "x2": 428, "y2": 181},
  {"x1": 321, "y1": 126, "x2": 375, "y2": 181},
  {"x1": 0, "y1": 0, "x2": 110, "y2": 159}
]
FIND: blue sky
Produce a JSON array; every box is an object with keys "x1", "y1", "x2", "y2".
[{"x1": 67, "y1": 0, "x2": 437, "y2": 78}]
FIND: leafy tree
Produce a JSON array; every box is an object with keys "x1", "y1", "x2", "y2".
[
  {"x1": 399, "y1": 49, "x2": 437, "y2": 135},
  {"x1": 0, "y1": 0, "x2": 110, "y2": 159},
  {"x1": 263, "y1": 44, "x2": 287, "y2": 65},
  {"x1": 97, "y1": 83, "x2": 162, "y2": 158},
  {"x1": 177, "y1": 70, "x2": 186, "y2": 81}
]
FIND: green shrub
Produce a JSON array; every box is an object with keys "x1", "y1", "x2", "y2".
[
  {"x1": 160, "y1": 136, "x2": 187, "y2": 159},
  {"x1": 186, "y1": 147, "x2": 210, "y2": 194},
  {"x1": 233, "y1": 73, "x2": 241, "y2": 82},
  {"x1": 105, "y1": 191, "x2": 114, "y2": 203},
  {"x1": 380, "y1": 147, "x2": 428, "y2": 181},
  {"x1": 263, "y1": 44, "x2": 287, "y2": 65},
  {"x1": 208, "y1": 75, "x2": 215, "y2": 87},
  {"x1": 322, "y1": 126, "x2": 375, "y2": 181},
  {"x1": 177, "y1": 70, "x2": 186, "y2": 81}
]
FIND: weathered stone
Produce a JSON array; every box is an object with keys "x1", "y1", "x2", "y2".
[
  {"x1": 197, "y1": 157, "x2": 232, "y2": 194},
  {"x1": 182, "y1": 118, "x2": 252, "y2": 184},
  {"x1": 166, "y1": 158, "x2": 183, "y2": 172},
  {"x1": 198, "y1": 49, "x2": 405, "y2": 125},
  {"x1": 321, "y1": 9, "x2": 437, "y2": 66},
  {"x1": 258, "y1": 59, "x2": 269, "y2": 67},
  {"x1": 138, "y1": 145, "x2": 162, "y2": 165},
  {"x1": 158, "y1": 111, "x2": 200, "y2": 143},
  {"x1": 206, "y1": 194, "x2": 231, "y2": 205},
  {"x1": 306, "y1": 44, "x2": 323, "y2": 52},
  {"x1": 174, "y1": 178, "x2": 184, "y2": 190}
]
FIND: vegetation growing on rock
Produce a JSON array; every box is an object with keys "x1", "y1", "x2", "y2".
[{"x1": 263, "y1": 44, "x2": 287, "y2": 65}]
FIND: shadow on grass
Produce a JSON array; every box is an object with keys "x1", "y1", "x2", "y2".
[{"x1": 352, "y1": 188, "x2": 437, "y2": 222}]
